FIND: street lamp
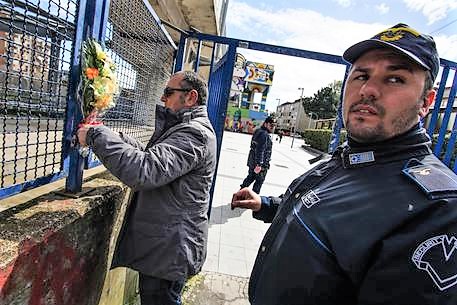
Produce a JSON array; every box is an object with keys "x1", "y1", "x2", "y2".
[
  {"x1": 307, "y1": 111, "x2": 319, "y2": 129},
  {"x1": 291, "y1": 87, "x2": 305, "y2": 148}
]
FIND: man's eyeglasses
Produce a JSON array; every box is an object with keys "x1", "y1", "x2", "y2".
[{"x1": 163, "y1": 87, "x2": 191, "y2": 97}]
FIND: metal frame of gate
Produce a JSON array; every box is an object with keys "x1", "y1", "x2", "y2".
[
  {"x1": 175, "y1": 31, "x2": 457, "y2": 210},
  {"x1": 0, "y1": 0, "x2": 176, "y2": 200}
]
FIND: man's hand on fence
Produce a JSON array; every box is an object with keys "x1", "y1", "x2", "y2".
[{"x1": 77, "y1": 125, "x2": 90, "y2": 147}]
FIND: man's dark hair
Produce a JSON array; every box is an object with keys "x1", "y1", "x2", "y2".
[
  {"x1": 420, "y1": 70, "x2": 434, "y2": 101},
  {"x1": 264, "y1": 116, "x2": 276, "y2": 125},
  {"x1": 180, "y1": 71, "x2": 208, "y2": 105}
]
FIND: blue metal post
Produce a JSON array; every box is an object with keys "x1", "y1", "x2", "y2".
[
  {"x1": 206, "y1": 43, "x2": 236, "y2": 217},
  {"x1": 442, "y1": 74, "x2": 457, "y2": 165},
  {"x1": 433, "y1": 71, "x2": 457, "y2": 157},
  {"x1": 64, "y1": 0, "x2": 112, "y2": 193},
  {"x1": 427, "y1": 67, "x2": 450, "y2": 136},
  {"x1": 207, "y1": 41, "x2": 216, "y2": 89},
  {"x1": 174, "y1": 34, "x2": 187, "y2": 72},
  {"x1": 193, "y1": 39, "x2": 202, "y2": 72},
  {"x1": 328, "y1": 65, "x2": 350, "y2": 153}
]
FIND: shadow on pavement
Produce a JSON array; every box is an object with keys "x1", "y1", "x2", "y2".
[{"x1": 208, "y1": 203, "x2": 244, "y2": 225}]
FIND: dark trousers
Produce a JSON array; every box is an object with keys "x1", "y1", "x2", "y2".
[
  {"x1": 139, "y1": 273, "x2": 185, "y2": 305},
  {"x1": 240, "y1": 167, "x2": 268, "y2": 194}
]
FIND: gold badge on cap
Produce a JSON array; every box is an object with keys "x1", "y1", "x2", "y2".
[{"x1": 378, "y1": 26, "x2": 420, "y2": 42}]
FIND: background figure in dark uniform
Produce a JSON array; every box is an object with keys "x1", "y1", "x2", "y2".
[
  {"x1": 240, "y1": 116, "x2": 276, "y2": 193},
  {"x1": 231, "y1": 24, "x2": 457, "y2": 305}
]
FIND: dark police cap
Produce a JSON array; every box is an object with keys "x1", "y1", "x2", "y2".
[
  {"x1": 264, "y1": 116, "x2": 276, "y2": 124},
  {"x1": 343, "y1": 23, "x2": 440, "y2": 81}
]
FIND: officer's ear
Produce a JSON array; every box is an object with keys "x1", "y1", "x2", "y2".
[{"x1": 419, "y1": 89, "x2": 435, "y2": 118}]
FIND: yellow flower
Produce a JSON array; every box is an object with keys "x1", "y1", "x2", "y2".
[
  {"x1": 91, "y1": 76, "x2": 105, "y2": 98},
  {"x1": 94, "y1": 42, "x2": 107, "y2": 61},
  {"x1": 100, "y1": 61, "x2": 114, "y2": 77},
  {"x1": 109, "y1": 74, "x2": 119, "y2": 94},
  {"x1": 91, "y1": 76, "x2": 118, "y2": 99},
  {"x1": 103, "y1": 77, "x2": 117, "y2": 95}
]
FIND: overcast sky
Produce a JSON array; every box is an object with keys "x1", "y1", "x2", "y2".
[{"x1": 226, "y1": 0, "x2": 457, "y2": 112}]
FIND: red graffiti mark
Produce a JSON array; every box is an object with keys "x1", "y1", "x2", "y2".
[
  {"x1": 0, "y1": 231, "x2": 90, "y2": 305},
  {"x1": 0, "y1": 263, "x2": 15, "y2": 291},
  {"x1": 27, "y1": 231, "x2": 87, "y2": 305}
]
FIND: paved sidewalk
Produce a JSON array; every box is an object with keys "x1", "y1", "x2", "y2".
[{"x1": 182, "y1": 131, "x2": 316, "y2": 304}]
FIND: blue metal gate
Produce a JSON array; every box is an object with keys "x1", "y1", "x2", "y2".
[
  {"x1": 174, "y1": 34, "x2": 237, "y2": 208},
  {"x1": 0, "y1": 0, "x2": 176, "y2": 200},
  {"x1": 175, "y1": 31, "x2": 457, "y2": 176}
]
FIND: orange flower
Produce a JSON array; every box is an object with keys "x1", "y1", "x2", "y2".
[{"x1": 85, "y1": 67, "x2": 99, "y2": 80}]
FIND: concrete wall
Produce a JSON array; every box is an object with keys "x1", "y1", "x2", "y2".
[{"x1": 0, "y1": 170, "x2": 137, "y2": 305}]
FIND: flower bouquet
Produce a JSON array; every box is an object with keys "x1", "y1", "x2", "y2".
[{"x1": 77, "y1": 39, "x2": 118, "y2": 156}]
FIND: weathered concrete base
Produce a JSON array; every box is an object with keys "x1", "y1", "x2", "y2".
[
  {"x1": 0, "y1": 171, "x2": 132, "y2": 305},
  {"x1": 98, "y1": 267, "x2": 139, "y2": 305},
  {"x1": 97, "y1": 183, "x2": 139, "y2": 305}
]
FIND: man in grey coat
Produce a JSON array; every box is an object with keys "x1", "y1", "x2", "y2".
[{"x1": 77, "y1": 71, "x2": 217, "y2": 305}]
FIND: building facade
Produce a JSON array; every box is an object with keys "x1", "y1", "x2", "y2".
[
  {"x1": 276, "y1": 100, "x2": 316, "y2": 133},
  {"x1": 149, "y1": 0, "x2": 229, "y2": 79}
]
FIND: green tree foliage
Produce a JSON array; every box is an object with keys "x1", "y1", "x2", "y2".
[{"x1": 300, "y1": 80, "x2": 342, "y2": 119}]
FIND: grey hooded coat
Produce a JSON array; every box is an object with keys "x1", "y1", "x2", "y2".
[{"x1": 86, "y1": 105, "x2": 217, "y2": 281}]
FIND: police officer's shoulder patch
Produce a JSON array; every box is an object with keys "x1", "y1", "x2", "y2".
[{"x1": 402, "y1": 159, "x2": 457, "y2": 199}]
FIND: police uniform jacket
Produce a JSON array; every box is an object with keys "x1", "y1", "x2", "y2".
[
  {"x1": 249, "y1": 124, "x2": 457, "y2": 305},
  {"x1": 247, "y1": 126, "x2": 272, "y2": 169},
  {"x1": 86, "y1": 105, "x2": 217, "y2": 281}
]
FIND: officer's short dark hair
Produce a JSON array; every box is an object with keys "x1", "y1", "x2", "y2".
[{"x1": 264, "y1": 116, "x2": 276, "y2": 125}]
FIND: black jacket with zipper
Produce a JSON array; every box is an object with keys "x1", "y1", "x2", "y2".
[
  {"x1": 247, "y1": 126, "x2": 272, "y2": 169},
  {"x1": 249, "y1": 124, "x2": 457, "y2": 305}
]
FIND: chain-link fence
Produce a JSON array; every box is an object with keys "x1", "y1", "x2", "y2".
[
  {"x1": 0, "y1": 0, "x2": 77, "y2": 191},
  {"x1": 0, "y1": 0, "x2": 176, "y2": 199},
  {"x1": 101, "y1": 0, "x2": 174, "y2": 145}
]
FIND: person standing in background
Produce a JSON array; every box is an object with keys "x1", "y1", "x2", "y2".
[{"x1": 239, "y1": 116, "x2": 276, "y2": 194}]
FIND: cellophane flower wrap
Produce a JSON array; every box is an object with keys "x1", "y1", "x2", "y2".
[{"x1": 79, "y1": 39, "x2": 118, "y2": 126}]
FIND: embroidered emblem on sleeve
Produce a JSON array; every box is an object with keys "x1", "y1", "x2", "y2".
[
  {"x1": 412, "y1": 235, "x2": 457, "y2": 291},
  {"x1": 301, "y1": 190, "x2": 320, "y2": 208}
]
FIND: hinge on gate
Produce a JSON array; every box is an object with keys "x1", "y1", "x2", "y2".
[{"x1": 239, "y1": 41, "x2": 249, "y2": 48}]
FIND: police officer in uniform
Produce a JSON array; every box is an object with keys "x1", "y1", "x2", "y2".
[
  {"x1": 240, "y1": 116, "x2": 276, "y2": 194},
  {"x1": 231, "y1": 23, "x2": 457, "y2": 305}
]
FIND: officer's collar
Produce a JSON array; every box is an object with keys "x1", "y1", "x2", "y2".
[{"x1": 336, "y1": 124, "x2": 432, "y2": 168}]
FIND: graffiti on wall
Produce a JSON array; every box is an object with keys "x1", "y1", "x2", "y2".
[{"x1": 244, "y1": 61, "x2": 274, "y2": 86}]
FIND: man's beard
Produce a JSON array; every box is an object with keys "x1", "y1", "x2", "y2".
[{"x1": 345, "y1": 98, "x2": 421, "y2": 143}]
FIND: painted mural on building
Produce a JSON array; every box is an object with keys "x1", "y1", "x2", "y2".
[{"x1": 226, "y1": 54, "x2": 274, "y2": 134}]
